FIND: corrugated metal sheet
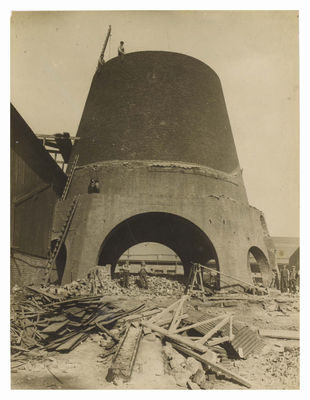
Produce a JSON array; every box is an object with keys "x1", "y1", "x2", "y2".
[
  {"x1": 185, "y1": 309, "x2": 265, "y2": 359},
  {"x1": 231, "y1": 326, "x2": 263, "y2": 358},
  {"x1": 185, "y1": 310, "x2": 238, "y2": 337},
  {"x1": 211, "y1": 345, "x2": 230, "y2": 365}
]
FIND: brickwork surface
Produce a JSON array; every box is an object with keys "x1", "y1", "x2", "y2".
[
  {"x1": 10, "y1": 251, "x2": 57, "y2": 289},
  {"x1": 70, "y1": 52, "x2": 240, "y2": 173}
]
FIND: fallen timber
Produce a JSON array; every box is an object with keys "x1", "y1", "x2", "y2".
[
  {"x1": 259, "y1": 329, "x2": 299, "y2": 340},
  {"x1": 11, "y1": 287, "x2": 147, "y2": 354},
  {"x1": 106, "y1": 324, "x2": 143, "y2": 382}
]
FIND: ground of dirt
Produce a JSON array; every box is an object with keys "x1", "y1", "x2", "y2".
[{"x1": 11, "y1": 291, "x2": 300, "y2": 390}]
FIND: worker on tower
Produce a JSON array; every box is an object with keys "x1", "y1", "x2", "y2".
[
  {"x1": 139, "y1": 261, "x2": 148, "y2": 289},
  {"x1": 118, "y1": 41, "x2": 125, "y2": 63}
]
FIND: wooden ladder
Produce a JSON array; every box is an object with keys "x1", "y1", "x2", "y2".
[
  {"x1": 43, "y1": 195, "x2": 80, "y2": 285},
  {"x1": 61, "y1": 154, "x2": 79, "y2": 201}
]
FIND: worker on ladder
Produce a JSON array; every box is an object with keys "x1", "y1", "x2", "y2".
[{"x1": 118, "y1": 41, "x2": 125, "y2": 63}]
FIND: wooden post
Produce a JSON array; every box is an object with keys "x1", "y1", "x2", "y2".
[
  {"x1": 229, "y1": 316, "x2": 233, "y2": 340},
  {"x1": 168, "y1": 295, "x2": 188, "y2": 333}
]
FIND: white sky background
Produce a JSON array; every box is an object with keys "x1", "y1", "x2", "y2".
[{"x1": 10, "y1": 10, "x2": 299, "y2": 237}]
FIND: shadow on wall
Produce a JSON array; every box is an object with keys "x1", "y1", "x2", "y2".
[{"x1": 50, "y1": 240, "x2": 67, "y2": 285}]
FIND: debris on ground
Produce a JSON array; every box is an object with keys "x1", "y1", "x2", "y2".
[{"x1": 11, "y1": 271, "x2": 300, "y2": 390}]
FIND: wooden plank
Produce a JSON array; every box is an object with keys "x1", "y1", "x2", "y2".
[
  {"x1": 196, "y1": 316, "x2": 229, "y2": 345},
  {"x1": 259, "y1": 329, "x2": 299, "y2": 340},
  {"x1": 96, "y1": 322, "x2": 119, "y2": 343},
  {"x1": 199, "y1": 264, "x2": 254, "y2": 289},
  {"x1": 12, "y1": 183, "x2": 51, "y2": 205},
  {"x1": 174, "y1": 313, "x2": 232, "y2": 334},
  {"x1": 25, "y1": 286, "x2": 63, "y2": 301},
  {"x1": 229, "y1": 316, "x2": 233, "y2": 340},
  {"x1": 142, "y1": 322, "x2": 209, "y2": 353},
  {"x1": 207, "y1": 336, "x2": 230, "y2": 346},
  {"x1": 123, "y1": 309, "x2": 161, "y2": 322},
  {"x1": 171, "y1": 343, "x2": 252, "y2": 388},
  {"x1": 56, "y1": 332, "x2": 88, "y2": 351},
  {"x1": 168, "y1": 295, "x2": 188, "y2": 333},
  {"x1": 147, "y1": 298, "x2": 181, "y2": 324},
  {"x1": 157, "y1": 314, "x2": 189, "y2": 327},
  {"x1": 198, "y1": 267, "x2": 205, "y2": 302},
  {"x1": 41, "y1": 320, "x2": 69, "y2": 333}
]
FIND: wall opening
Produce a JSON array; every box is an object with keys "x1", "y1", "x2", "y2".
[
  {"x1": 97, "y1": 212, "x2": 218, "y2": 278},
  {"x1": 116, "y1": 242, "x2": 184, "y2": 275},
  {"x1": 248, "y1": 246, "x2": 270, "y2": 285},
  {"x1": 50, "y1": 240, "x2": 67, "y2": 284}
]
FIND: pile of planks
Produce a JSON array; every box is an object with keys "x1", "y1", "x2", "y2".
[{"x1": 10, "y1": 286, "x2": 145, "y2": 356}]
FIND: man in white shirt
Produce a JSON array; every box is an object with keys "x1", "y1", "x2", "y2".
[{"x1": 118, "y1": 41, "x2": 125, "y2": 63}]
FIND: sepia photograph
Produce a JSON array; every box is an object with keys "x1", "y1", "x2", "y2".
[{"x1": 10, "y1": 8, "x2": 301, "y2": 391}]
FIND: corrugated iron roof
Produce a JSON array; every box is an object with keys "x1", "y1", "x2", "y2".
[
  {"x1": 185, "y1": 309, "x2": 265, "y2": 359},
  {"x1": 231, "y1": 326, "x2": 264, "y2": 358}
]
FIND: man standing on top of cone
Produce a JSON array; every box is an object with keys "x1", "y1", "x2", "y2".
[{"x1": 118, "y1": 41, "x2": 125, "y2": 63}]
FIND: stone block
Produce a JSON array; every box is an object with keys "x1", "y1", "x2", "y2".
[
  {"x1": 145, "y1": 333, "x2": 156, "y2": 341},
  {"x1": 143, "y1": 326, "x2": 152, "y2": 335},
  {"x1": 206, "y1": 373, "x2": 217, "y2": 382},
  {"x1": 169, "y1": 358, "x2": 185, "y2": 373},
  {"x1": 201, "y1": 350, "x2": 218, "y2": 363},
  {"x1": 223, "y1": 301, "x2": 239, "y2": 307},
  {"x1": 187, "y1": 380, "x2": 201, "y2": 390},
  {"x1": 199, "y1": 381, "x2": 210, "y2": 390},
  {"x1": 185, "y1": 357, "x2": 203, "y2": 375},
  {"x1": 192, "y1": 368, "x2": 206, "y2": 386},
  {"x1": 174, "y1": 370, "x2": 192, "y2": 387}
]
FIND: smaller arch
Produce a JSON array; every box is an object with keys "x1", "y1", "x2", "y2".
[{"x1": 248, "y1": 246, "x2": 271, "y2": 287}]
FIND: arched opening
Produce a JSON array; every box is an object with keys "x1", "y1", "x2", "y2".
[
  {"x1": 115, "y1": 242, "x2": 184, "y2": 275},
  {"x1": 248, "y1": 246, "x2": 271, "y2": 286},
  {"x1": 50, "y1": 240, "x2": 67, "y2": 284},
  {"x1": 98, "y1": 212, "x2": 218, "y2": 278}
]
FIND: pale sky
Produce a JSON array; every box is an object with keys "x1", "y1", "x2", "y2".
[{"x1": 10, "y1": 10, "x2": 300, "y2": 237}]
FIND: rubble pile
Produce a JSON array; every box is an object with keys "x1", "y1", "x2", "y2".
[
  {"x1": 163, "y1": 342, "x2": 241, "y2": 389},
  {"x1": 85, "y1": 266, "x2": 188, "y2": 297},
  {"x1": 10, "y1": 285, "x2": 145, "y2": 357},
  {"x1": 126, "y1": 274, "x2": 188, "y2": 296},
  {"x1": 265, "y1": 348, "x2": 300, "y2": 386},
  {"x1": 40, "y1": 267, "x2": 188, "y2": 298}
]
